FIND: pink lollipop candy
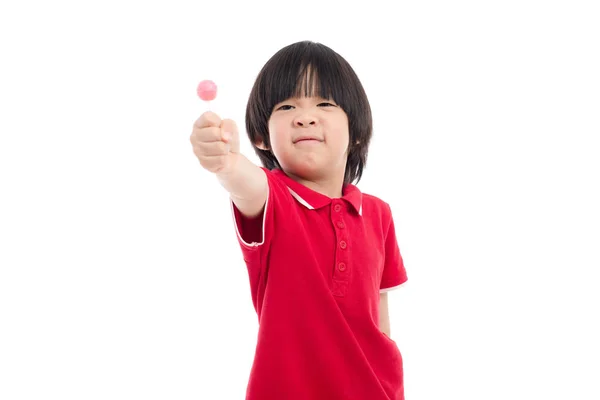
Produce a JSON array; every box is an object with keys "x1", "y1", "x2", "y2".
[{"x1": 197, "y1": 80, "x2": 217, "y2": 111}]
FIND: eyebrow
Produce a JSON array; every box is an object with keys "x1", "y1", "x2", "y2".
[{"x1": 279, "y1": 96, "x2": 334, "y2": 103}]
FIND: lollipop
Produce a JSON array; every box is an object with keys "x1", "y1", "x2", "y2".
[{"x1": 197, "y1": 80, "x2": 217, "y2": 110}]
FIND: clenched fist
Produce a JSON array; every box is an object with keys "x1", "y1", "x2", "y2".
[{"x1": 190, "y1": 111, "x2": 240, "y2": 174}]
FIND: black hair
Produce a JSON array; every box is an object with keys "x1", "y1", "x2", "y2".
[{"x1": 245, "y1": 40, "x2": 373, "y2": 185}]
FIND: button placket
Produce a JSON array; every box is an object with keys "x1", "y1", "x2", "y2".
[{"x1": 331, "y1": 200, "x2": 350, "y2": 296}]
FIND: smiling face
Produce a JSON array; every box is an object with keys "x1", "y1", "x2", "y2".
[{"x1": 258, "y1": 95, "x2": 350, "y2": 183}]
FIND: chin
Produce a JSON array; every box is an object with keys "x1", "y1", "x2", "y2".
[{"x1": 288, "y1": 161, "x2": 340, "y2": 182}]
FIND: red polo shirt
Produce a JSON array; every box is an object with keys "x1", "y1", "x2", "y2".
[{"x1": 230, "y1": 167, "x2": 407, "y2": 400}]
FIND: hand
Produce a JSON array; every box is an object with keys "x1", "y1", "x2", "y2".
[{"x1": 190, "y1": 111, "x2": 240, "y2": 174}]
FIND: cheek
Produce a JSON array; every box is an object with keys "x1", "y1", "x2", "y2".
[
  {"x1": 332, "y1": 120, "x2": 350, "y2": 149},
  {"x1": 341, "y1": 132, "x2": 351, "y2": 155},
  {"x1": 267, "y1": 117, "x2": 278, "y2": 137},
  {"x1": 268, "y1": 119, "x2": 287, "y2": 151}
]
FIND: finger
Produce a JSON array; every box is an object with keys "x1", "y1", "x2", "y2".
[
  {"x1": 193, "y1": 140, "x2": 230, "y2": 157},
  {"x1": 194, "y1": 111, "x2": 222, "y2": 129},
  {"x1": 220, "y1": 118, "x2": 240, "y2": 153},
  {"x1": 190, "y1": 126, "x2": 222, "y2": 143}
]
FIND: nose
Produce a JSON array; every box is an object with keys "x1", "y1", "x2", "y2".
[{"x1": 294, "y1": 113, "x2": 317, "y2": 127}]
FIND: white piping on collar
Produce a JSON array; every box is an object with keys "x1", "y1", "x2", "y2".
[
  {"x1": 287, "y1": 187, "x2": 362, "y2": 216},
  {"x1": 287, "y1": 187, "x2": 314, "y2": 209}
]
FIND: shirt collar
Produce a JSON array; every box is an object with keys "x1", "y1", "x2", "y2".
[{"x1": 272, "y1": 169, "x2": 363, "y2": 216}]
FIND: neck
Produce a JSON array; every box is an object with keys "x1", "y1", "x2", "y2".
[{"x1": 286, "y1": 170, "x2": 345, "y2": 198}]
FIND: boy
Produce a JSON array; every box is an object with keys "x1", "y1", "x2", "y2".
[{"x1": 191, "y1": 40, "x2": 407, "y2": 399}]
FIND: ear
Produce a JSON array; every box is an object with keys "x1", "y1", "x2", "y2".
[
  {"x1": 255, "y1": 140, "x2": 269, "y2": 151},
  {"x1": 347, "y1": 140, "x2": 360, "y2": 151}
]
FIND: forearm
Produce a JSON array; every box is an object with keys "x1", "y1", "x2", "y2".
[
  {"x1": 379, "y1": 292, "x2": 391, "y2": 337},
  {"x1": 216, "y1": 153, "x2": 268, "y2": 218}
]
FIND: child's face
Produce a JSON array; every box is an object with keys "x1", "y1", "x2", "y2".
[{"x1": 262, "y1": 96, "x2": 350, "y2": 182}]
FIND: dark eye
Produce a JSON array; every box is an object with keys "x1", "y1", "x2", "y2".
[
  {"x1": 276, "y1": 105, "x2": 294, "y2": 111},
  {"x1": 318, "y1": 102, "x2": 337, "y2": 107}
]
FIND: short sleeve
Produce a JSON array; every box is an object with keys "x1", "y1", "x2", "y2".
[
  {"x1": 229, "y1": 167, "x2": 291, "y2": 262},
  {"x1": 380, "y1": 205, "x2": 407, "y2": 292},
  {"x1": 229, "y1": 168, "x2": 294, "y2": 311}
]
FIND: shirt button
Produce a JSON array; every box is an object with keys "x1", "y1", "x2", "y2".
[
  {"x1": 338, "y1": 262, "x2": 346, "y2": 271},
  {"x1": 334, "y1": 204, "x2": 342, "y2": 212},
  {"x1": 339, "y1": 240, "x2": 347, "y2": 249},
  {"x1": 336, "y1": 221, "x2": 345, "y2": 229}
]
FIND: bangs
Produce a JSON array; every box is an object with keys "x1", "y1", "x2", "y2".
[{"x1": 258, "y1": 44, "x2": 354, "y2": 112}]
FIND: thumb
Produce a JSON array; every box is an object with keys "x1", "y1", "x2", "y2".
[{"x1": 220, "y1": 118, "x2": 240, "y2": 154}]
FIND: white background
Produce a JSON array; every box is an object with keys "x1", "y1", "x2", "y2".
[{"x1": 1, "y1": 0, "x2": 599, "y2": 399}]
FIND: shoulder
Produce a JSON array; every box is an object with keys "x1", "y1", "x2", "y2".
[
  {"x1": 358, "y1": 192, "x2": 396, "y2": 238},
  {"x1": 261, "y1": 167, "x2": 294, "y2": 197},
  {"x1": 361, "y1": 192, "x2": 393, "y2": 219}
]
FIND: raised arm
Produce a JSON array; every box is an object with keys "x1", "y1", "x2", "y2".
[{"x1": 191, "y1": 111, "x2": 267, "y2": 218}]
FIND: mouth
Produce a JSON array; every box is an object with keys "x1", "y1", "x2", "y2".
[{"x1": 293, "y1": 137, "x2": 323, "y2": 144}]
